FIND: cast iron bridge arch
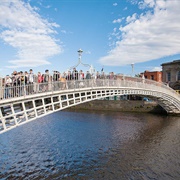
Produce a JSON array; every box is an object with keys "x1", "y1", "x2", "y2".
[{"x1": 0, "y1": 77, "x2": 180, "y2": 134}]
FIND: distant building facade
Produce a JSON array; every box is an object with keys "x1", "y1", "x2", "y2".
[
  {"x1": 141, "y1": 70, "x2": 162, "y2": 82},
  {"x1": 161, "y1": 60, "x2": 180, "y2": 90}
]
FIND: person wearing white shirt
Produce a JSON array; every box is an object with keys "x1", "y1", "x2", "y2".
[
  {"x1": 4, "y1": 75, "x2": 12, "y2": 98},
  {"x1": 28, "y1": 69, "x2": 34, "y2": 94}
]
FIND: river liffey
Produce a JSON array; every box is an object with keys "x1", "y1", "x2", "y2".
[{"x1": 0, "y1": 110, "x2": 180, "y2": 180}]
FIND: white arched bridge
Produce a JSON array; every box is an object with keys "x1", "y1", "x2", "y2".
[{"x1": 0, "y1": 76, "x2": 180, "y2": 134}]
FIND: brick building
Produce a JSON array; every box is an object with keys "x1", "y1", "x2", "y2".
[{"x1": 141, "y1": 70, "x2": 162, "y2": 82}]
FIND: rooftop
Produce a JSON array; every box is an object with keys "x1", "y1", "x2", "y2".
[{"x1": 161, "y1": 60, "x2": 180, "y2": 66}]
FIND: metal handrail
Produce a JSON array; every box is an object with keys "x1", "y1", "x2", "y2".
[{"x1": 0, "y1": 76, "x2": 179, "y2": 101}]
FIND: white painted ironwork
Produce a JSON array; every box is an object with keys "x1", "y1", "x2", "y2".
[
  {"x1": 0, "y1": 77, "x2": 180, "y2": 134},
  {"x1": 69, "y1": 49, "x2": 91, "y2": 70}
]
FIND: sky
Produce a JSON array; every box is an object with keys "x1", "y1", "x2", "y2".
[{"x1": 0, "y1": 0, "x2": 180, "y2": 76}]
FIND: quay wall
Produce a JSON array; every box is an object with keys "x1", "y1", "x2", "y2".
[{"x1": 69, "y1": 100, "x2": 167, "y2": 114}]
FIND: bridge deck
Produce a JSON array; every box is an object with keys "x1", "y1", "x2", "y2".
[{"x1": 0, "y1": 78, "x2": 180, "y2": 134}]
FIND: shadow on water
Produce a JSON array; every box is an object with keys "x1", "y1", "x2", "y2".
[{"x1": 0, "y1": 110, "x2": 180, "y2": 180}]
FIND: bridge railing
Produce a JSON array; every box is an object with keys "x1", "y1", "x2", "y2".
[
  {"x1": 118, "y1": 76, "x2": 179, "y2": 97},
  {"x1": 0, "y1": 77, "x2": 179, "y2": 101}
]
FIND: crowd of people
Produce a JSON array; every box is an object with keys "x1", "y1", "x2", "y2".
[{"x1": 1, "y1": 68, "x2": 117, "y2": 99}]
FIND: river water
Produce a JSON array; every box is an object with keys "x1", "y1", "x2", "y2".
[{"x1": 0, "y1": 110, "x2": 179, "y2": 180}]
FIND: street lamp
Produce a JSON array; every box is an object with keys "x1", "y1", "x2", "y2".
[
  {"x1": 131, "y1": 63, "x2": 134, "y2": 77},
  {"x1": 77, "y1": 48, "x2": 83, "y2": 61},
  {"x1": 69, "y1": 48, "x2": 91, "y2": 70}
]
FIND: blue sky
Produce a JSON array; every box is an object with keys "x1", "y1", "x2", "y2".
[{"x1": 0, "y1": 0, "x2": 180, "y2": 76}]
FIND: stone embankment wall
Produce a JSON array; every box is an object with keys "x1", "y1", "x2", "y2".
[{"x1": 70, "y1": 100, "x2": 167, "y2": 114}]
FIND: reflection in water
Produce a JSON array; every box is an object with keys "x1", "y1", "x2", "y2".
[{"x1": 0, "y1": 110, "x2": 179, "y2": 180}]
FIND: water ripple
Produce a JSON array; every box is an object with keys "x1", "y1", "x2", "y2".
[{"x1": 0, "y1": 111, "x2": 179, "y2": 180}]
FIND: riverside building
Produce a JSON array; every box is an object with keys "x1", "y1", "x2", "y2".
[
  {"x1": 141, "y1": 70, "x2": 162, "y2": 83},
  {"x1": 161, "y1": 60, "x2": 180, "y2": 93}
]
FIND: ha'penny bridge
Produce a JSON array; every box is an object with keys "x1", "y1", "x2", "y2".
[{"x1": 0, "y1": 76, "x2": 180, "y2": 134}]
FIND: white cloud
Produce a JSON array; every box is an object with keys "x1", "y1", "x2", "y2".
[
  {"x1": 99, "y1": 0, "x2": 180, "y2": 66},
  {"x1": 151, "y1": 66, "x2": 162, "y2": 72},
  {"x1": 7, "y1": 59, "x2": 51, "y2": 69},
  {"x1": 138, "y1": 0, "x2": 155, "y2": 9},
  {"x1": 61, "y1": 30, "x2": 67, "y2": 34},
  {"x1": 44, "y1": 5, "x2": 51, "y2": 9},
  {"x1": 0, "y1": 0, "x2": 62, "y2": 68},
  {"x1": 113, "y1": 3, "x2": 118, "y2": 6},
  {"x1": 112, "y1": 18, "x2": 122, "y2": 24},
  {"x1": 126, "y1": 13, "x2": 137, "y2": 23},
  {"x1": 129, "y1": 0, "x2": 138, "y2": 5},
  {"x1": 85, "y1": 51, "x2": 91, "y2": 55}
]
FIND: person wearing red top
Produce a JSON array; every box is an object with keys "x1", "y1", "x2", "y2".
[
  {"x1": 38, "y1": 72, "x2": 43, "y2": 83},
  {"x1": 37, "y1": 72, "x2": 43, "y2": 92}
]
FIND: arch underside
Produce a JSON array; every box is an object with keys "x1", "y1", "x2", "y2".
[{"x1": 0, "y1": 87, "x2": 180, "y2": 134}]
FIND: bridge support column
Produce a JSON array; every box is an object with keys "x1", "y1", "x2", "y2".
[
  {"x1": 42, "y1": 98, "x2": 46, "y2": 114},
  {"x1": 73, "y1": 93, "x2": 75, "y2": 104},
  {"x1": 32, "y1": 100, "x2": 38, "y2": 118},
  {"x1": 51, "y1": 97, "x2": 55, "y2": 111},
  {"x1": 59, "y1": 95, "x2": 62, "y2": 109},
  {"x1": 67, "y1": 95, "x2": 70, "y2": 106},
  {"x1": 22, "y1": 102, "x2": 28, "y2": 121},
  {"x1": 10, "y1": 104, "x2": 18, "y2": 126},
  {"x1": 0, "y1": 108, "x2": 6, "y2": 130}
]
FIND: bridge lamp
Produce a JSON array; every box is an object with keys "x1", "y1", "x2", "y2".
[
  {"x1": 77, "y1": 49, "x2": 83, "y2": 62},
  {"x1": 69, "y1": 48, "x2": 92, "y2": 70}
]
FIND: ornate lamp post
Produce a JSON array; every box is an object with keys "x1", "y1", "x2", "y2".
[
  {"x1": 77, "y1": 48, "x2": 83, "y2": 63},
  {"x1": 69, "y1": 49, "x2": 95, "y2": 72}
]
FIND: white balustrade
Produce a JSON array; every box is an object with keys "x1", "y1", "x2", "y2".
[{"x1": 0, "y1": 77, "x2": 180, "y2": 134}]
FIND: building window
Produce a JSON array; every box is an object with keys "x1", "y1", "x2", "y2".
[
  {"x1": 167, "y1": 72, "x2": 171, "y2": 82},
  {"x1": 177, "y1": 71, "x2": 180, "y2": 81},
  {"x1": 150, "y1": 75, "x2": 154, "y2": 80}
]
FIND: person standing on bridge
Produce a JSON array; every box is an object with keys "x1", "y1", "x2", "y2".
[
  {"x1": 109, "y1": 72, "x2": 115, "y2": 86},
  {"x1": 72, "y1": 68, "x2": 78, "y2": 88},
  {"x1": 59, "y1": 72, "x2": 66, "y2": 90},
  {"x1": 53, "y1": 71, "x2": 60, "y2": 91},
  {"x1": 95, "y1": 71, "x2": 101, "y2": 86},
  {"x1": 44, "y1": 69, "x2": 50, "y2": 91},
  {"x1": 66, "y1": 71, "x2": 72, "y2": 89},
  {"x1": 86, "y1": 71, "x2": 91, "y2": 87},
  {"x1": 72, "y1": 68, "x2": 78, "y2": 80},
  {"x1": 4, "y1": 75, "x2": 12, "y2": 99},
  {"x1": 95, "y1": 71, "x2": 100, "y2": 79},
  {"x1": 11, "y1": 71, "x2": 18, "y2": 97},
  {"x1": 79, "y1": 70, "x2": 84, "y2": 80},
  {"x1": 37, "y1": 72, "x2": 43, "y2": 92},
  {"x1": 66, "y1": 71, "x2": 72, "y2": 81},
  {"x1": 28, "y1": 69, "x2": 34, "y2": 94},
  {"x1": 79, "y1": 70, "x2": 84, "y2": 88}
]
